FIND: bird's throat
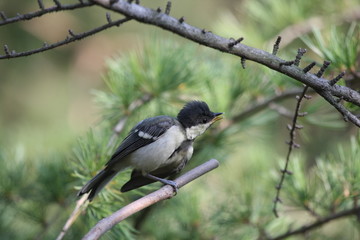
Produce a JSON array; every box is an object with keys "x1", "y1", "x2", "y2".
[{"x1": 185, "y1": 123, "x2": 211, "y2": 140}]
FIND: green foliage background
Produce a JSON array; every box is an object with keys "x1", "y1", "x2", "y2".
[{"x1": 0, "y1": 0, "x2": 360, "y2": 239}]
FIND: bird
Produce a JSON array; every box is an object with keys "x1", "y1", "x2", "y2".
[{"x1": 78, "y1": 100, "x2": 223, "y2": 201}]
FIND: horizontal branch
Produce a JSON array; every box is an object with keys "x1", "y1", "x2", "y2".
[
  {"x1": 82, "y1": 159, "x2": 220, "y2": 240},
  {"x1": 0, "y1": 17, "x2": 131, "y2": 59},
  {"x1": 91, "y1": 0, "x2": 360, "y2": 127},
  {"x1": 269, "y1": 205, "x2": 360, "y2": 240},
  {"x1": 0, "y1": 1, "x2": 94, "y2": 26}
]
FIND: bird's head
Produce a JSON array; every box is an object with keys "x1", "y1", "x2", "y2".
[{"x1": 177, "y1": 101, "x2": 223, "y2": 140}]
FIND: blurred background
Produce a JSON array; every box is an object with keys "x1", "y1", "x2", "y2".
[{"x1": 0, "y1": 0, "x2": 360, "y2": 239}]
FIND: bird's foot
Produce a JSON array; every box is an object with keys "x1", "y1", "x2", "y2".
[
  {"x1": 161, "y1": 179, "x2": 179, "y2": 196},
  {"x1": 144, "y1": 173, "x2": 179, "y2": 195}
]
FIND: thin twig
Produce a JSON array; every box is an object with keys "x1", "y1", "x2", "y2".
[
  {"x1": 228, "y1": 37, "x2": 244, "y2": 48},
  {"x1": 0, "y1": 11, "x2": 7, "y2": 21},
  {"x1": 82, "y1": 159, "x2": 220, "y2": 240},
  {"x1": 53, "y1": 0, "x2": 62, "y2": 8},
  {"x1": 37, "y1": 0, "x2": 45, "y2": 10},
  {"x1": 303, "y1": 62, "x2": 317, "y2": 73},
  {"x1": 56, "y1": 195, "x2": 89, "y2": 240},
  {"x1": 0, "y1": 17, "x2": 131, "y2": 59},
  {"x1": 279, "y1": 60, "x2": 294, "y2": 66},
  {"x1": 329, "y1": 71, "x2": 345, "y2": 86},
  {"x1": 0, "y1": 1, "x2": 94, "y2": 26},
  {"x1": 165, "y1": 1, "x2": 171, "y2": 15},
  {"x1": 294, "y1": 48, "x2": 307, "y2": 66},
  {"x1": 269, "y1": 206, "x2": 360, "y2": 240},
  {"x1": 272, "y1": 36, "x2": 281, "y2": 55},
  {"x1": 316, "y1": 61, "x2": 331, "y2": 78},
  {"x1": 273, "y1": 85, "x2": 309, "y2": 217},
  {"x1": 240, "y1": 57, "x2": 246, "y2": 69}
]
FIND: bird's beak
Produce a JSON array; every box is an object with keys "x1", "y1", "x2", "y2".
[{"x1": 211, "y1": 112, "x2": 223, "y2": 123}]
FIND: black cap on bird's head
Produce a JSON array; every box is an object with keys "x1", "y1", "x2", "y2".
[{"x1": 177, "y1": 101, "x2": 223, "y2": 129}]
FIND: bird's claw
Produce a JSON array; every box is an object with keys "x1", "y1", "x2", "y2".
[
  {"x1": 160, "y1": 179, "x2": 178, "y2": 196},
  {"x1": 144, "y1": 173, "x2": 179, "y2": 196},
  {"x1": 166, "y1": 180, "x2": 179, "y2": 196}
]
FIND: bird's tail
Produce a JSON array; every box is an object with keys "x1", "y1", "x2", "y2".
[{"x1": 77, "y1": 168, "x2": 117, "y2": 201}]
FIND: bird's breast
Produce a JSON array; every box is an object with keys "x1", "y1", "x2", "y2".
[
  {"x1": 163, "y1": 140, "x2": 194, "y2": 173},
  {"x1": 129, "y1": 125, "x2": 186, "y2": 173}
]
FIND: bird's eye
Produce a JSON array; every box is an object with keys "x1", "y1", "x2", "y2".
[{"x1": 202, "y1": 118, "x2": 208, "y2": 124}]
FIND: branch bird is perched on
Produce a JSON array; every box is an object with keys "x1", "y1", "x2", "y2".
[{"x1": 78, "y1": 101, "x2": 223, "y2": 201}]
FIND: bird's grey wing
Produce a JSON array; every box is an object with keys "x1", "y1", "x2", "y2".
[{"x1": 106, "y1": 116, "x2": 177, "y2": 167}]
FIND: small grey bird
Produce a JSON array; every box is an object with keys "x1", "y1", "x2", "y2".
[{"x1": 78, "y1": 101, "x2": 223, "y2": 201}]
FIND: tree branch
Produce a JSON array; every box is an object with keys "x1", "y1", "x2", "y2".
[
  {"x1": 0, "y1": 1, "x2": 94, "y2": 26},
  {"x1": 269, "y1": 205, "x2": 360, "y2": 240},
  {"x1": 1, "y1": 0, "x2": 359, "y2": 127},
  {"x1": 56, "y1": 194, "x2": 89, "y2": 240},
  {"x1": 0, "y1": 16, "x2": 131, "y2": 59},
  {"x1": 316, "y1": 89, "x2": 360, "y2": 125},
  {"x1": 91, "y1": 0, "x2": 360, "y2": 127},
  {"x1": 82, "y1": 159, "x2": 220, "y2": 240},
  {"x1": 273, "y1": 86, "x2": 309, "y2": 217}
]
